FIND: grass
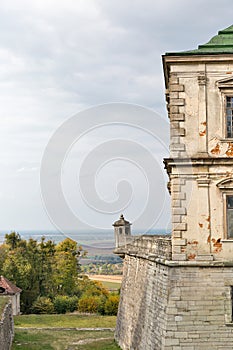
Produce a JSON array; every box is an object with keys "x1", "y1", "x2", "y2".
[
  {"x1": 14, "y1": 314, "x2": 117, "y2": 328},
  {"x1": 13, "y1": 314, "x2": 120, "y2": 349},
  {"x1": 12, "y1": 329, "x2": 120, "y2": 350},
  {"x1": 99, "y1": 281, "x2": 121, "y2": 291}
]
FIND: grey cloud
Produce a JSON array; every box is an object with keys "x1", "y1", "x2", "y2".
[{"x1": 0, "y1": 0, "x2": 232, "y2": 230}]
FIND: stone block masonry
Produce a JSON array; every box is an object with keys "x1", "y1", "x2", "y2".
[
  {"x1": 115, "y1": 246, "x2": 233, "y2": 350},
  {"x1": 115, "y1": 253, "x2": 170, "y2": 350},
  {"x1": 0, "y1": 299, "x2": 14, "y2": 350}
]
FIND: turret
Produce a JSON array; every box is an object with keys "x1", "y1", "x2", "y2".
[{"x1": 113, "y1": 214, "x2": 132, "y2": 248}]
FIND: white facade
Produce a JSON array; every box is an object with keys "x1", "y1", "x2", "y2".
[{"x1": 164, "y1": 54, "x2": 233, "y2": 261}]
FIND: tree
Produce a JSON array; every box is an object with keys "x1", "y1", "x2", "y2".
[
  {"x1": 53, "y1": 238, "x2": 85, "y2": 296},
  {"x1": 5, "y1": 232, "x2": 21, "y2": 250},
  {"x1": 1, "y1": 234, "x2": 88, "y2": 313}
]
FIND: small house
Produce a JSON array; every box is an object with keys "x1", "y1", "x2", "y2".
[{"x1": 0, "y1": 276, "x2": 22, "y2": 315}]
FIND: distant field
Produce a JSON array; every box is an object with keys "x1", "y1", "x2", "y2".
[
  {"x1": 88, "y1": 275, "x2": 122, "y2": 283},
  {"x1": 88, "y1": 275, "x2": 122, "y2": 291}
]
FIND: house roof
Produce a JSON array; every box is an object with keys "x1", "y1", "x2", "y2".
[
  {"x1": 165, "y1": 25, "x2": 233, "y2": 56},
  {"x1": 0, "y1": 276, "x2": 22, "y2": 295}
]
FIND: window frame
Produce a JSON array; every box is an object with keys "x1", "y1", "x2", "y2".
[
  {"x1": 225, "y1": 95, "x2": 233, "y2": 138},
  {"x1": 217, "y1": 78, "x2": 233, "y2": 140},
  {"x1": 219, "y1": 92, "x2": 233, "y2": 140},
  {"x1": 223, "y1": 192, "x2": 233, "y2": 239}
]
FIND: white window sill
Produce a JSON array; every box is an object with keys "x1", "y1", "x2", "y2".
[{"x1": 219, "y1": 138, "x2": 233, "y2": 142}]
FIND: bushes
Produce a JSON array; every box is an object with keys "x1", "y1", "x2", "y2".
[
  {"x1": 78, "y1": 294, "x2": 119, "y2": 315},
  {"x1": 30, "y1": 279, "x2": 119, "y2": 316},
  {"x1": 67, "y1": 296, "x2": 79, "y2": 312},
  {"x1": 32, "y1": 297, "x2": 54, "y2": 314},
  {"x1": 53, "y1": 295, "x2": 79, "y2": 314},
  {"x1": 78, "y1": 295, "x2": 104, "y2": 314},
  {"x1": 32, "y1": 295, "x2": 79, "y2": 314},
  {"x1": 53, "y1": 296, "x2": 69, "y2": 314},
  {"x1": 104, "y1": 295, "x2": 120, "y2": 315}
]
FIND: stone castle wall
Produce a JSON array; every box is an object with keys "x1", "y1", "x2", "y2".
[
  {"x1": 115, "y1": 253, "x2": 170, "y2": 349},
  {"x1": 115, "y1": 239, "x2": 233, "y2": 350},
  {"x1": 0, "y1": 299, "x2": 14, "y2": 350}
]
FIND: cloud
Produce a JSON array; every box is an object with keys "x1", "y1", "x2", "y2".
[{"x1": 0, "y1": 0, "x2": 232, "y2": 230}]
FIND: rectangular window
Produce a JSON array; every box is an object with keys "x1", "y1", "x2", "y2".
[
  {"x1": 231, "y1": 286, "x2": 233, "y2": 322},
  {"x1": 226, "y1": 96, "x2": 233, "y2": 138},
  {"x1": 227, "y1": 195, "x2": 233, "y2": 238}
]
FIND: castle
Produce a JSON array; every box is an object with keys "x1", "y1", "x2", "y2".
[{"x1": 114, "y1": 25, "x2": 233, "y2": 349}]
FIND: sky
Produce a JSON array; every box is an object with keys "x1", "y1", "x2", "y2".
[{"x1": 0, "y1": 0, "x2": 233, "y2": 234}]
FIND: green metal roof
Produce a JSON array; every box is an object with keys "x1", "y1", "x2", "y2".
[{"x1": 165, "y1": 25, "x2": 233, "y2": 56}]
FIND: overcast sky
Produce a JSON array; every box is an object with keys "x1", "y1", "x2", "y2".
[{"x1": 0, "y1": 0, "x2": 233, "y2": 233}]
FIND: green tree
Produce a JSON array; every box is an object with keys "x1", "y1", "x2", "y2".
[
  {"x1": 1, "y1": 234, "x2": 86, "y2": 313},
  {"x1": 5, "y1": 232, "x2": 21, "y2": 250},
  {"x1": 53, "y1": 238, "x2": 85, "y2": 296}
]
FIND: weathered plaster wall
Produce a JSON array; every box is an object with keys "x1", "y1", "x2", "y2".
[
  {"x1": 169, "y1": 62, "x2": 233, "y2": 158},
  {"x1": 0, "y1": 300, "x2": 14, "y2": 350},
  {"x1": 116, "y1": 252, "x2": 233, "y2": 350},
  {"x1": 165, "y1": 60, "x2": 233, "y2": 262}
]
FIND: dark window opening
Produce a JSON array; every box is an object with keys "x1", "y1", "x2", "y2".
[
  {"x1": 227, "y1": 195, "x2": 233, "y2": 238},
  {"x1": 119, "y1": 228, "x2": 122, "y2": 234},
  {"x1": 231, "y1": 286, "x2": 233, "y2": 322},
  {"x1": 226, "y1": 96, "x2": 233, "y2": 138}
]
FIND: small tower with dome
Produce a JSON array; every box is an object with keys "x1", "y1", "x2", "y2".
[{"x1": 113, "y1": 214, "x2": 132, "y2": 248}]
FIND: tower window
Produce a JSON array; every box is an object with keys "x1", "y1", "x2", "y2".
[
  {"x1": 226, "y1": 195, "x2": 233, "y2": 238},
  {"x1": 226, "y1": 97, "x2": 233, "y2": 138}
]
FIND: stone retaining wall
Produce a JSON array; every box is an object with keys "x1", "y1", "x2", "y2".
[
  {"x1": 0, "y1": 299, "x2": 14, "y2": 350},
  {"x1": 115, "y1": 243, "x2": 233, "y2": 349},
  {"x1": 115, "y1": 254, "x2": 170, "y2": 349}
]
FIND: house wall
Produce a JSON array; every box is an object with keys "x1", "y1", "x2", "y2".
[
  {"x1": 11, "y1": 293, "x2": 20, "y2": 316},
  {"x1": 166, "y1": 57, "x2": 233, "y2": 261}
]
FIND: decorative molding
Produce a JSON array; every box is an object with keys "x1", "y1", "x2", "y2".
[
  {"x1": 217, "y1": 76, "x2": 233, "y2": 89},
  {"x1": 216, "y1": 177, "x2": 233, "y2": 189},
  {"x1": 198, "y1": 74, "x2": 208, "y2": 86},
  {"x1": 197, "y1": 176, "x2": 211, "y2": 187}
]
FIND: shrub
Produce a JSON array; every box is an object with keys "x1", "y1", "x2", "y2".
[
  {"x1": 104, "y1": 294, "x2": 120, "y2": 315},
  {"x1": 77, "y1": 278, "x2": 109, "y2": 298},
  {"x1": 53, "y1": 295, "x2": 69, "y2": 314},
  {"x1": 66, "y1": 295, "x2": 79, "y2": 312},
  {"x1": 78, "y1": 295, "x2": 104, "y2": 313},
  {"x1": 53, "y1": 295, "x2": 79, "y2": 314},
  {"x1": 31, "y1": 296, "x2": 54, "y2": 314}
]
